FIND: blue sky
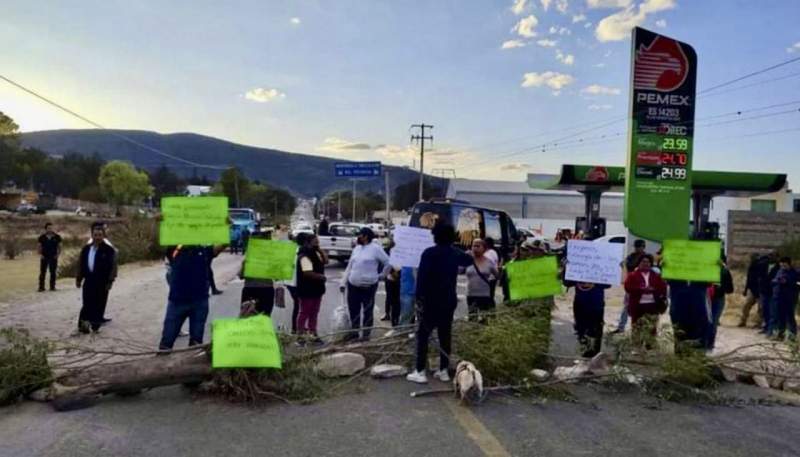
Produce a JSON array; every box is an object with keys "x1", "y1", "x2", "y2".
[{"x1": 1, "y1": 0, "x2": 799, "y2": 183}]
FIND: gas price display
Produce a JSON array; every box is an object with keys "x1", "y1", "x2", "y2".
[{"x1": 634, "y1": 136, "x2": 691, "y2": 181}]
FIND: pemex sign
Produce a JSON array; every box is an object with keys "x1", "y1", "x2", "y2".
[{"x1": 624, "y1": 27, "x2": 697, "y2": 241}]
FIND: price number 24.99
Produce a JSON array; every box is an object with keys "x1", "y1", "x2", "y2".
[{"x1": 660, "y1": 167, "x2": 687, "y2": 181}]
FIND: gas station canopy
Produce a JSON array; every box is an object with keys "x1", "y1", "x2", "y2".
[{"x1": 528, "y1": 165, "x2": 786, "y2": 198}]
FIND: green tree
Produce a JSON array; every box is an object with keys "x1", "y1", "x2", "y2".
[
  {"x1": 0, "y1": 111, "x2": 20, "y2": 149},
  {"x1": 148, "y1": 164, "x2": 186, "y2": 200},
  {"x1": 213, "y1": 167, "x2": 251, "y2": 207},
  {"x1": 392, "y1": 178, "x2": 446, "y2": 210},
  {"x1": 98, "y1": 161, "x2": 153, "y2": 209}
]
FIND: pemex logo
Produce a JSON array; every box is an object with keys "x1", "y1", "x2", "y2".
[{"x1": 634, "y1": 35, "x2": 689, "y2": 92}]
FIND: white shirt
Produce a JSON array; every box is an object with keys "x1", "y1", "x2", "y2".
[
  {"x1": 88, "y1": 245, "x2": 98, "y2": 273},
  {"x1": 485, "y1": 249, "x2": 499, "y2": 267},
  {"x1": 640, "y1": 271, "x2": 655, "y2": 304},
  {"x1": 342, "y1": 242, "x2": 391, "y2": 288}
]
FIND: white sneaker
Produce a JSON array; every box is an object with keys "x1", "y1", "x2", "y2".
[
  {"x1": 433, "y1": 369, "x2": 450, "y2": 382},
  {"x1": 406, "y1": 370, "x2": 428, "y2": 384}
]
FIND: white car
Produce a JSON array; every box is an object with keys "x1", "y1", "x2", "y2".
[
  {"x1": 592, "y1": 234, "x2": 626, "y2": 244},
  {"x1": 366, "y1": 223, "x2": 388, "y2": 237},
  {"x1": 290, "y1": 224, "x2": 314, "y2": 240}
]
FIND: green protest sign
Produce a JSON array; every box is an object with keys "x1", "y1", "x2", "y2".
[
  {"x1": 212, "y1": 315, "x2": 282, "y2": 369},
  {"x1": 244, "y1": 239, "x2": 297, "y2": 280},
  {"x1": 506, "y1": 256, "x2": 562, "y2": 301},
  {"x1": 159, "y1": 196, "x2": 230, "y2": 246},
  {"x1": 661, "y1": 239, "x2": 721, "y2": 283}
]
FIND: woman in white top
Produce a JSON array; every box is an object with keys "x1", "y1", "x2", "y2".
[
  {"x1": 463, "y1": 239, "x2": 499, "y2": 322},
  {"x1": 340, "y1": 227, "x2": 391, "y2": 341}
]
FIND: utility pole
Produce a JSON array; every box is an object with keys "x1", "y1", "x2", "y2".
[
  {"x1": 231, "y1": 167, "x2": 241, "y2": 208},
  {"x1": 351, "y1": 179, "x2": 357, "y2": 222},
  {"x1": 274, "y1": 195, "x2": 278, "y2": 220},
  {"x1": 384, "y1": 171, "x2": 391, "y2": 225},
  {"x1": 337, "y1": 191, "x2": 342, "y2": 221},
  {"x1": 411, "y1": 123, "x2": 433, "y2": 202}
]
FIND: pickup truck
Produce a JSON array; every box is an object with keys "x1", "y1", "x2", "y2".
[{"x1": 318, "y1": 223, "x2": 362, "y2": 263}]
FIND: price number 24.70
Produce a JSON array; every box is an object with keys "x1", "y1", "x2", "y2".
[
  {"x1": 662, "y1": 138, "x2": 689, "y2": 150},
  {"x1": 660, "y1": 167, "x2": 687, "y2": 180}
]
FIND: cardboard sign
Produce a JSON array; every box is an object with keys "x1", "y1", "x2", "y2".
[
  {"x1": 565, "y1": 240, "x2": 624, "y2": 285},
  {"x1": 212, "y1": 315, "x2": 282, "y2": 369},
  {"x1": 506, "y1": 256, "x2": 562, "y2": 301},
  {"x1": 389, "y1": 226, "x2": 435, "y2": 268},
  {"x1": 661, "y1": 239, "x2": 721, "y2": 283},
  {"x1": 244, "y1": 239, "x2": 297, "y2": 280},
  {"x1": 159, "y1": 196, "x2": 230, "y2": 246}
]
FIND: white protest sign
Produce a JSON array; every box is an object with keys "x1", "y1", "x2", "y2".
[
  {"x1": 389, "y1": 226, "x2": 435, "y2": 268},
  {"x1": 565, "y1": 239, "x2": 624, "y2": 286}
]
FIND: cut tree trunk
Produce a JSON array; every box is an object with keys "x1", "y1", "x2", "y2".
[{"x1": 51, "y1": 348, "x2": 212, "y2": 411}]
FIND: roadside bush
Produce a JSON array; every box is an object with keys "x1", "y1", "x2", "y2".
[{"x1": 0, "y1": 328, "x2": 52, "y2": 405}]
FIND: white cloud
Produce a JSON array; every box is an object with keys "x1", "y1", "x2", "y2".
[
  {"x1": 317, "y1": 137, "x2": 372, "y2": 154},
  {"x1": 244, "y1": 87, "x2": 286, "y2": 103},
  {"x1": 511, "y1": 0, "x2": 529, "y2": 15},
  {"x1": 572, "y1": 13, "x2": 587, "y2": 23},
  {"x1": 582, "y1": 84, "x2": 621, "y2": 95},
  {"x1": 555, "y1": 0, "x2": 569, "y2": 13},
  {"x1": 513, "y1": 14, "x2": 539, "y2": 37},
  {"x1": 584, "y1": 21, "x2": 593, "y2": 28},
  {"x1": 537, "y1": 39, "x2": 558, "y2": 47},
  {"x1": 593, "y1": 62, "x2": 606, "y2": 68},
  {"x1": 541, "y1": 0, "x2": 552, "y2": 10},
  {"x1": 549, "y1": 26, "x2": 572, "y2": 35},
  {"x1": 374, "y1": 144, "x2": 417, "y2": 161},
  {"x1": 501, "y1": 39, "x2": 527, "y2": 49},
  {"x1": 290, "y1": 17, "x2": 301, "y2": 25},
  {"x1": 588, "y1": 104, "x2": 613, "y2": 110},
  {"x1": 787, "y1": 42, "x2": 800, "y2": 53},
  {"x1": 521, "y1": 71, "x2": 575, "y2": 92},
  {"x1": 594, "y1": 0, "x2": 675, "y2": 41},
  {"x1": 500, "y1": 163, "x2": 533, "y2": 171},
  {"x1": 655, "y1": 18, "x2": 666, "y2": 28},
  {"x1": 587, "y1": 0, "x2": 632, "y2": 8},
  {"x1": 556, "y1": 49, "x2": 575, "y2": 65}
]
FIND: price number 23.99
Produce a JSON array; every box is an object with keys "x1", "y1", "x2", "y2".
[{"x1": 662, "y1": 138, "x2": 689, "y2": 151}]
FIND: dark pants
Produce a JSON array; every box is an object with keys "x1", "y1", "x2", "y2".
[
  {"x1": 574, "y1": 304, "x2": 604, "y2": 358},
  {"x1": 39, "y1": 256, "x2": 57, "y2": 290},
  {"x1": 706, "y1": 295, "x2": 726, "y2": 350},
  {"x1": 415, "y1": 310, "x2": 454, "y2": 372},
  {"x1": 287, "y1": 286, "x2": 300, "y2": 334},
  {"x1": 385, "y1": 280, "x2": 401, "y2": 326},
  {"x1": 159, "y1": 297, "x2": 210, "y2": 349},
  {"x1": 489, "y1": 279, "x2": 498, "y2": 305},
  {"x1": 773, "y1": 298, "x2": 798, "y2": 337},
  {"x1": 208, "y1": 260, "x2": 218, "y2": 293},
  {"x1": 467, "y1": 296, "x2": 494, "y2": 322},
  {"x1": 669, "y1": 283, "x2": 708, "y2": 351},
  {"x1": 79, "y1": 279, "x2": 109, "y2": 331},
  {"x1": 347, "y1": 283, "x2": 378, "y2": 339},
  {"x1": 241, "y1": 286, "x2": 275, "y2": 316},
  {"x1": 760, "y1": 293, "x2": 772, "y2": 332}
]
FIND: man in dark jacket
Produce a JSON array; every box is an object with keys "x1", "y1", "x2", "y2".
[
  {"x1": 76, "y1": 223, "x2": 117, "y2": 333},
  {"x1": 565, "y1": 281, "x2": 610, "y2": 357},
  {"x1": 770, "y1": 257, "x2": 799, "y2": 341},
  {"x1": 705, "y1": 255, "x2": 734, "y2": 351},
  {"x1": 407, "y1": 222, "x2": 472, "y2": 384},
  {"x1": 37, "y1": 222, "x2": 62, "y2": 292},
  {"x1": 761, "y1": 257, "x2": 780, "y2": 334},
  {"x1": 738, "y1": 254, "x2": 766, "y2": 327}
]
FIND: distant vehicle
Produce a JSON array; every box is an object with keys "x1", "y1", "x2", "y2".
[
  {"x1": 229, "y1": 208, "x2": 259, "y2": 252},
  {"x1": 592, "y1": 234, "x2": 626, "y2": 244},
  {"x1": 15, "y1": 203, "x2": 37, "y2": 215},
  {"x1": 366, "y1": 223, "x2": 388, "y2": 237},
  {"x1": 290, "y1": 223, "x2": 314, "y2": 240},
  {"x1": 318, "y1": 223, "x2": 363, "y2": 263},
  {"x1": 409, "y1": 199, "x2": 519, "y2": 260}
]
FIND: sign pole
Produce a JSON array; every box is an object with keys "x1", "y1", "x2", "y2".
[
  {"x1": 384, "y1": 170, "x2": 391, "y2": 225},
  {"x1": 352, "y1": 179, "x2": 357, "y2": 222}
]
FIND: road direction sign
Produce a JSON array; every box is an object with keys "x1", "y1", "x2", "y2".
[{"x1": 335, "y1": 162, "x2": 382, "y2": 178}]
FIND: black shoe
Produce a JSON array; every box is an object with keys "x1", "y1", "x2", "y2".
[
  {"x1": 50, "y1": 287, "x2": 56, "y2": 291},
  {"x1": 38, "y1": 288, "x2": 45, "y2": 292},
  {"x1": 379, "y1": 315, "x2": 390, "y2": 322},
  {"x1": 101, "y1": 317, "x2": 112, "y2": 324},
  {"x1": 78, "y1": 321, "x2": 91, "y2": 334},
  {"x1": 212, "y1": 289, "x2": 223, "y2": 295}
]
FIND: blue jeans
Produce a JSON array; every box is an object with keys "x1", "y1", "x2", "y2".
[
  {"x1": 616, "y1": 295, "x2": 629, "y2": 331},
  {"x1": 399, "y1": 294, "x2": 415, "y2": 326},
  {"x1": 159, "y1": 298, "x2": 209, "y2": 350},
  {"x1": 347, "y1": 283, "x2": 378, "y2": 339},
  {"x1": 706, "y1": 295, "x2": 726, "y2": 350},
  {"x1": 773, "y1": 298, "x2": 798, "y2": 337}
]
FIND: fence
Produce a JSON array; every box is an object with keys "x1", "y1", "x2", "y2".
[{"x1": 726, "y1": 210, "x2": 800, "y2": 266}]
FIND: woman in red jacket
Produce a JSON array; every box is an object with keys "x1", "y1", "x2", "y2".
[{"x1": 624, "y1": 254, "x2": 668, "y2": 348}]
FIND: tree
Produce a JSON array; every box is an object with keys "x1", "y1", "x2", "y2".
[
  {"x1": 98, "y1": 161, "x2": 153, "y2": 208},
  {"x1": 148, "y1": 164, "x2": 186, "y2": 200},
  {"x1": 392, "y1": 178, "x2": 446, "y2": 211},
  {"x1": 0, "y1": 111, "x2": 20, "y2": 149},
  {"x1": 213, "y1": 167, "x2": 250, "y2": 207},
  {"x1": 321, "y1": 190, "x2": 383, "y2": 221}
]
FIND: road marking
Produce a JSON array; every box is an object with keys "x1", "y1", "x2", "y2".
[{"x1": 443, "y1": 398, "x2": 512, "y2": 457}]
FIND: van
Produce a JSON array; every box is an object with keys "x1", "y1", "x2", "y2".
[{"x1": 408, "y1": 199, "x2": 519, "y2": 260}]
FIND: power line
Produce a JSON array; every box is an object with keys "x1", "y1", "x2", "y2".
[
  {"x1": 698, "y1": 55, "x2": 800, "y2": 95},
  {"x1": 0, "y1": 74, "x2": 228, "y2": 170}
]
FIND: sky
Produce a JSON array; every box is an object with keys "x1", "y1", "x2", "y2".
[{"x1": 2, "y1": 0, "x2": 799, "y2": 184}]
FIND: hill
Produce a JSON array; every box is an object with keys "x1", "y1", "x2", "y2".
[{"x1": 20, "y1": 129, "x2": 433, "y2": 197}]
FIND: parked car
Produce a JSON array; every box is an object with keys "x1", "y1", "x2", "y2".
[
  {"x1": 408, "y1": 199, "x2": 519, "y2": 260},
  {"x1": 366, "y1": 223, "x2": 388, "y2": 237},
  {"x1": 318, "y1": 223, "x2": 363, "y2": 263},
  {"x1": 15, "y1": 203, "x2": 37, "y2": 215},
  {"x1": 229, "y1": 208, "x2": 259, "y2": 252},
  {"x1": 592, "y1": 234, "x2": 626, "y2": 244},
  {"x1": 290, "y1": 223, "x2": 314, "y2": 240}
]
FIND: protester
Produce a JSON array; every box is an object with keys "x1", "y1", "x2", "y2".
[
  {"x1": 340, "y1": 227, "x2": 390, "y2": 341},
  {"x1": 159, "y1": 244, "x2": 225, "y2": 349},
  {"x1": 565, "y1": 280, "x2": 610, "y2": 357},
  {"x1": 76, "y1": 223, "x2": 117, "y2": 334},
  {"x1": 37, "y1": 222, "x2": 62, "y2": 292},
  {"x1": 317, "y1": 216, "x2": 330, "y2": 236},
  {"x1": 463, "y1": 239, "x2": 499, "y2": 322},
  {"x1": 381, "y1": 238, "x2": 399, "y2": 323},
  {"x1": 399, "y1": 266, "x2": 416, "y2": 326},
  {"x1": 239, "y1": 234, "x2": 275, "y2": 316},
  {"x1": 208, "y1": 248, "x2": 223, "y2": 295},
  {"x1": 758, "y1": 254, "x2": 779, "y2": 334},
  {"x1": 612, "y1": 239, "x2": 647, "y2": 335},
  {"x1": 738, "y1": 253, "x2": 767, "y2": 328},
  {"x1": 624, "y1": 254, "x2": 667, "y2": 348},
  {"x1": 705, "y1": 255, "x2": 734, "y2": 351},
  {"x1": 285, "y1": 233, "x2": 308, "y2": 334},
  {"x1": 296, "y1": 234, "x2": 327, "y2": 343},
  {"x1": 668, "y1": 280, "x2": 710, "y2": 353},
  {"x1": 769, "y1": 256, "x2": 798, "y2": 341},
  {"x1": 407, "y1": 222, "x2": 473, "y2": 384},
  {"x1": 484, "y1": 237, "x2": 501, "y2": 304}
]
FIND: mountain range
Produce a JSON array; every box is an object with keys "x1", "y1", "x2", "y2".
[{"x1": 20, "y1": 129, "x2": 434, "y2": 197}]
